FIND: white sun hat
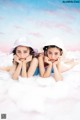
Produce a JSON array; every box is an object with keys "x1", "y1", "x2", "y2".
[
  {"x1": 10, "y1": 37, "x2": 34, "y2": 53},
  {"x1": 38, "y1": 37, "x2": 66, "y2": 57}
]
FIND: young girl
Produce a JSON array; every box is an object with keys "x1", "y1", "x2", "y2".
[
  {"x1": 0, "y1": 37, "x2": 38, "y2": 80},
  {"x1": 38, "y1": 39, "x2": 79, "y2": 81}
]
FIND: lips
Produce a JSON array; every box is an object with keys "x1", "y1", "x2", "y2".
[
  {"x1": 19, "y1": 58, "x2": 26, "y2": 61},
  {"x1": 49, "y1": 59, "x2": 58, "y2": 63},
  {"x1": 49, "y1": 59, "x2": 55, "y2": 62}
]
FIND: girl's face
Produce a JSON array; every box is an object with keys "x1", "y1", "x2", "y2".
[
  {"x1": 16, "y1": 46, "x2": 30, "y2": 60},
  {"x1": 47, "y1": 47, "x2": 61, "y2": 62}
]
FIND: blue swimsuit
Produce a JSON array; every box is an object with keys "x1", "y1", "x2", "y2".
[
  {"x1": 33, "y1": 67, "x2": 39, "y2": 76},
  {"x1": 33, "y1": 67, "x2": 54, "y2": 76},
  {"x1": 51, "y1": 68, "x2": 54, "y2": 73}
]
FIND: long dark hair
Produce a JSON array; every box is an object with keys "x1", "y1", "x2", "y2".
[{"x1": 43, "y1": 45, "x2": 63, "y2": 56}]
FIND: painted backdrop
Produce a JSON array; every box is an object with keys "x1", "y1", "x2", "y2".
[{"x1": 0, "y1": 0, "x2": 80, "y2": 52}]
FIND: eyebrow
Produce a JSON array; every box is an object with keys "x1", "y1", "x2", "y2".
[
  {"x1": 48, "y1": 50, "x2": 53, "y2": 52},
  {"x1": 54, "y1": 51, "x2": 58, "y2": 53},
  {"x1": 48, "y1": 51, "x2": 59, "y2": 54},
  {"x1": 17, "y1": 49, "x2": 28, "y2": 52}
]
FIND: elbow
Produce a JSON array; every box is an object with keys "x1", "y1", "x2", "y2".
[
  {"x1": 40, "y1": 73, "x2": 49, "y2": 78},
  {"x1": 43, "y1": 75, "x2": 49, "y2": 78},
  {"x1": 27, "y1": 73, "x2": 33, "y2": 77},
  {"x1": 22, "y1": 74, "x2": 27, "y2": 78},
  {"x1": 39, "y1": 72, "x2": 44, "y2": 77},
  {"x1": 27, "y1": 74, "x2": 32, "y2": 77},
  {"x1": 54, "y1": 76, "x2": 63, "y2": 81},
  {"x1": 56, "y1": 78, "x2": 63, "y2": 82},
  {"x1": 40, "y1": 74, "x2": 44, "y2": 77},
  {"x1": 12, "y1": 75, "x2": 18, "y2": 80}
]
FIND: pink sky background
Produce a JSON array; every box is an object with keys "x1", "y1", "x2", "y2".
[{"x1": 0, "y1": 0, "x2": 80, "y2": 53}]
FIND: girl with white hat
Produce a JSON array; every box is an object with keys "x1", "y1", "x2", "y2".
[
  {"x1": 0, "y1": 37, "x2": 39, "y2": 80},
  {"x1": 38, "y1": 38, "x2": 79, "y2": 81}
]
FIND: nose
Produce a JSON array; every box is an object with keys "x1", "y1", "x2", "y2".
[
  {"x1": 51, "y1": 54, "x2": 55, "y2": 59},
  {"x1": 20, "y1": 53, "x2": 24, "y2": 58}
]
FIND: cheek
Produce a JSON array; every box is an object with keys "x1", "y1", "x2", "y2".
[
  {"x1": 47, "y1": 54, "x2": 51, "y2": 58},
  {"x1": 25, "y1": 53, "x2": 29, "y2": 57},
  {"x1": 56, "y1": 54, "x2": 60, "y2": 58},
  {"x1": 16, "y1": 53, "x2": 20, "y2": 57}
]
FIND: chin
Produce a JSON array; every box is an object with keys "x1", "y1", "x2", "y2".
[
  {"x1": 49, "y1": 59, "x2": 55, "y2": 62},
  {"x1": 20, "y1": 58, "x2": 26, "y2": 61}
]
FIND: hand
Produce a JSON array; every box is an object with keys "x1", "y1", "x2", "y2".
[
  {"x1": 44, "y1": 56, "x2": 52, "y2": 65},
  {"x1": 53, "y1": 59, "x2": 59, "y2": 65},
  {"x1": 25, "y1": 55, "x2": 32, "y2": 63},
  {"x1": 53, "y1": 57, "x2": 61, "y2": 65},
  {"x1": 13, "y1": 55, "x2": 22, "y2": 64}
]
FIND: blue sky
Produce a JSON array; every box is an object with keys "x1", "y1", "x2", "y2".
[{"x1": 0, "y1": 0, "x2": 80, "y2": 52}]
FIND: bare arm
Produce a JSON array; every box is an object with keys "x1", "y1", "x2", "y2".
[
  {"x1": 43, "y1": 64, "x2": 52, "y2": 77},
  {"x1": 21, "y1": 55, "x2": 33, "y2": 77},
  {"x1": 0, "y1": 66, "x2": 11, "y2": 72},
  {"x1": 38, "y1": 55, "x2": 52, "y2": 77},
  {"x1": 27, "y1": 58, "x2": 38, "y2": 77},
  {"x1": 38, "y1": 54, "x2": 45, "y2": 77},
  {"x1": 21, "y1": 61, "x2": 27, "y2": 77},
  {"x1": 12, "y1": 63, "x2": 22, "y2": 80},
  {"x1": 11, "y1": 55, "x2": 22, "y2": 80},
  {"x1": 53, "y1": 59, "x2": 63, "y2": 81},
  {"x1": 43, "y1": 56, "x2": 53, "y2": 77}
]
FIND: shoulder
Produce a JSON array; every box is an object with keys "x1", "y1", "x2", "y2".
[
  {"x1": 32, "y1": 57, "x2": 38, "y2": 62},
  {"x1": 38, "y1": 53, "x2": 44, "y2": 58},
  {"x1": 29, "y1": 57, "x2": 38, "y2": 65}
]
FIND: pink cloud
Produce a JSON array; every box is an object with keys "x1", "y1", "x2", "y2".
[
  {"x1": 42, "y1": 8, "x2": 61, "y2": 17},
  {"x1": 38, "y1": 21, "x2": 72, "y2": 33},
  {"x1": 37, "y1": 20, "x2": 73, "y2": 33},
  {"x1": 38, "y1": 21, "x2": 54, "y2": 29},
  {"x1": 64, "y1": 14, "x2": 75, "y2": 20},
  {"x1": 59, "y1": 5, "x2": 67, "y2": 11},
  {"x1": 0, "y1": 44, "x2": 11, "y2": 53},
  {"x1": 65, "y1": 45, "x2": 80, "y2": 51},
  {"x1": 73, "y1": 8, "x2": 80, "y2": 14},
  {"x1": 28, "y1": 32, "x2": 43, "y2": 38},
  {"x1": 0, "y1": 32, "x2": 5, "y2": 35},
  {"x1": 14, "y1": 25, "x2": 24, "y2": 29},
  {"x1": 44, "y1": 9, "x2": 57, "y2": 16},
  {"x1": 54, "y1": 23, "x2": 73, "y2": 33},
  {"x1": 43, "y1": 9, "x2": 75, "y2": 22}
]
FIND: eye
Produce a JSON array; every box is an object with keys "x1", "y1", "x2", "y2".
[
  {"x1": 48, "y1": 51, "x2": 52, "y2": 55},
  {"x1": 17, "y1": 50, "x2": 21, "y2": 53},
  {"x1": 24, "y1": 50, "x2": 28, "y2": 53},
  {"x1": 55, "y1": 52, "x2": 58, "y2": 55}
]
